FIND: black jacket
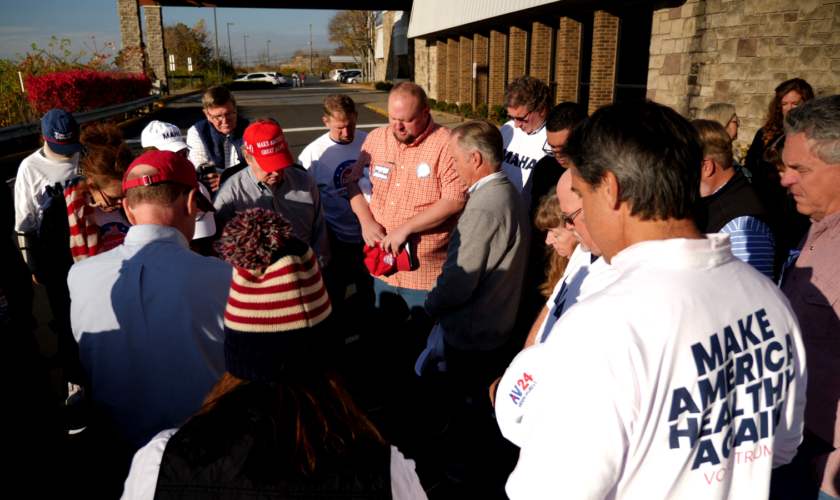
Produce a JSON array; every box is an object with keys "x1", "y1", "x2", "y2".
[{"x1": 697, "y1": 170, "x2": 768, "y2": 233}]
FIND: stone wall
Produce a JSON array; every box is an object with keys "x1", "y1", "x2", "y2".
[
  {"x1": 144, "y1": 6, "x2": 166, "y2": 89},
  {"x1": 648, "y1": 0, "x2": 840, "y2": 148},
  {"x1": 414, "y1": 39, "x2": 437, "y2": 99},
  {"x1": 117, "y1": 0, "x2": 145, "y2": 75},
  {"x1": 375, "y1": 11, "x2": 396, "y2": 82}
]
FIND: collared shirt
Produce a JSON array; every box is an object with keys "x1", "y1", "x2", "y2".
[
  {"x1": 507, "y1": 234, "x2": 807, "y2": 500},
  {"x1": 710, "y1": 182, "x2": 776, "y2": 279},
  {"x1": 467, "y1": 170, "x2": 507, "y2": 195},
  {"x1": 348, "y1": 118, "x2": 468, "y2": 290},
  {"x1": 781, "y1": 209, "x2": 840, "y2": 447},
  {"x1": 68, "y1": 225, "x2": 233, "y2": 446},
  {"x1": 186, "y1": 126, "x2": 239, "y2": 171},
  {"x1": 214, "y1": 166, "x2": 330, "y2": 268}
]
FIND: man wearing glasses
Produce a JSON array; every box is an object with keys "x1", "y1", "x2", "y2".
[
  {"x1": 501, "y1": 76, "x2": 552, "y2": 208},
  {"x1": 186, "y1": 85, "x2": 251, "y2": 192}
]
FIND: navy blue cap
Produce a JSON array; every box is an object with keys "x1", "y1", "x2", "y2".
[{"x1": 41, "y1": 109, "x2": 85, "y2": 155}]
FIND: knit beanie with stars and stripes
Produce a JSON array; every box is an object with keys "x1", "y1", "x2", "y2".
[{"x1": 214, "y1": 208, "x2": 335, "y2": 383}]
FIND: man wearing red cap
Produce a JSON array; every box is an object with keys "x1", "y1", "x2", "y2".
[
  {"x1": 214, "y1": 121, "x2": 330, "y2": 268},
  {"x1": 68, "y1": 150, "x2": 233, "y2": 447}
]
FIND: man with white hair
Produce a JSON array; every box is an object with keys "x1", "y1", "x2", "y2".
[{"x1": 772, "y1": 94, "x2": 840, "y2": 499}]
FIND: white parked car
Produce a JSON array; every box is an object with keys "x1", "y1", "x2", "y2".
[
  {"x1": 331, "y1": 69, "x2": 346, "y2": 81},
  {"x1": 340, "y1": 70, "x2": 363, "y2": 84},
  {"x1": 234, "y1": 73, "x2": 282, "y2": 86},
  {"x1": 265, "y1": 72, "x2": 288, "y2": 84}
]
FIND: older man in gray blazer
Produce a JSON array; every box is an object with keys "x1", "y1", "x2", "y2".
[{"x1": 425, "y1": 120, "x2": 530, "y2": 478}]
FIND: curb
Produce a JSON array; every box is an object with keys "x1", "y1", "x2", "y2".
[
  {"x1": 1, "y1": 90, "x2": 201, "y2": 167},
  {"x1": 365, "y1": 104, "x2": 388, "y2": 118}
]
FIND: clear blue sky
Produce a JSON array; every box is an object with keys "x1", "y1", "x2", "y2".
[{"x1": 0, "y1": 0, "x2": 337, "y2": 64}]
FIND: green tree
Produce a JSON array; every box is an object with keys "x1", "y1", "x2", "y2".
[{"x1": 163, "y1": 19, "x2": 214, "y2": 71}]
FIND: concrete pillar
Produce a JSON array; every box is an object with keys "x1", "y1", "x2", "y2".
[
  {"x1": 459, "y1": 36, "x2": 473, "y2": 104},
  {"x1": 529, "y1": 21, "x2": 553, "y2": 85},
  {"x1": 447, "y1": 38, "x2": 460, "y2": 103},
  {"x1": 144, "y1": 6, "x2": 167, "y2": 90},
  {"x1": 117, "y1": 0, "x2": 145, "y2": 75},
  {"x1": 555, "y1": 17, "x2": 582, "y2": 104},
  {"x1": 436, "y1": 39, "x2": 447, "y2": 102},
  {"x1": 589, "y1": 10, "x2": 619, "y2": 115},
  {"x1": 473, "y1": 33, "x2": 489, "y2": 106},
  {"x1": 508, "y1": 26, "x2": 529, "y2": 84},
  {"x1": 488, "y1": 29, "x2": 507, "y2": 106}
]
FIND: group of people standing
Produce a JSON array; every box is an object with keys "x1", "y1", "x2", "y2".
[{"x1": 3, "y1": 72, "x2": 838, "y2": 499}]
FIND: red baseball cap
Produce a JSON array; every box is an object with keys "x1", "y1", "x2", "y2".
[
  {"x1": 243, "y1": 121, "x2": 294, "y2": 173},
  {"x1": 363, "y1": 242, "x2": 413, "y2": 277},
  {"x1": 123, "y1": 150, "x2": 216, "y2": 213}
]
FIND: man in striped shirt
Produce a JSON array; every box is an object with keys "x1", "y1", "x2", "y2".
[{"x1": 693, "y1": 119, "x2": 776, "y2": 279}]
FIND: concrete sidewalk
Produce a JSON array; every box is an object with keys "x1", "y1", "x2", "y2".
[{"x1": 365, "y1": 101, "x2": 468, "y2": 130}]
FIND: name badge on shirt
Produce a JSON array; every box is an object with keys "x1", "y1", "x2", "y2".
[{"x1": 372, "y1": 165, "x2": 390, "y2": 180}]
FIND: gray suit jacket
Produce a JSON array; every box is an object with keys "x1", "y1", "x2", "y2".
[{"x1": 425, "y1": 175, "x2": 531, "y2": 351}]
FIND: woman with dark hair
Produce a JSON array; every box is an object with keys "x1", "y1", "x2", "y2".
[
  {"x1": 745, "y1": 78, "x2": 814, "y2": 211},
  {"x1": 121, "y1": 208, "x2": 426, "y2": 500},
  {"x1": 35, "y1": 123, "x2": 134, "y2": 413}
]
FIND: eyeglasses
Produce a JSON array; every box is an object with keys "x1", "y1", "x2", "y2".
[
  {"x1": 542, "y1": 139, "x2": 563, "y2": 158},
  {"x1": 95, "y1": 185, "x2": 123, "y2": 209},
  {"x1": 510, "y1": 109, "x2": 533, "y2": 124},
  {"x1": 207, "y1": 110, "x2": 237, "y2": 123},
  {"x1": 561, "y1": 208, "x2": 582, "y2": 225},
  {"x1": 729, "y1": 117, "x2": 741, "y2": 126}
]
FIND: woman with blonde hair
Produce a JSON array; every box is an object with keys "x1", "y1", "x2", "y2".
[
  {"x1": 701, "y1": 103, "x2": 746, "y2": 177},
  {"x1": 533, "y1": 192, "x2": 577, "y2": 297}
]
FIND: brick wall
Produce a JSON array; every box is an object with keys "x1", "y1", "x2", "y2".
[
  {"x1": 530, "y1": 21, "x2": 553, "y2": 85},
  {"x1": 647, "y1": 0, "x2": 840, "y2": 149},
  {"x1": 459, "y1": 36, "x2": 473, "y2": 104},
  {"x1": 508, "y1": 26, "x2": 529, "y2": 84},
  {"x1": 589, "y1": 10, "x2": 620, "y2": 114},
  {"x1": 555, "y1": 17, "x2": 582, "y2": 104},
  {"x1": 447, "y1": 38, "x2": 460, "y2": 103},
  {"x1": 414, "y1": 39, "x2": 437, "y2": 99},
  {"x1": 489, "y1": 30, "x2": 508, "y2": 105},
  {"x1": 474, "y1": 33, "x2": 489, "y2": 105},
  {"x1": 117, "y1": 0, "x2": 144, "y2": 75},
  {"x1": 144, "y1": 6, "x2": 166, "y2": 89},
  {"x1": 436, "y1": 39, "x2": 447, "y2": 102}
]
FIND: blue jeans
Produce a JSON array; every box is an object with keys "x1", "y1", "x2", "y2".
[{"x1": 373, "y1": 278, "x2": 428, "y2": 312}]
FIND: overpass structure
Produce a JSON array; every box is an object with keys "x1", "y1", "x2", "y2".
[{"x1": 117, "y1": 0, "x2": 412, "y2": 87}]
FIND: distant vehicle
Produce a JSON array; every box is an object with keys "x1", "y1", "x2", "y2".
[
  {"x1": 234, "y1": 73, "x2": 282, "y2": 86},
  {"x1": 330, "y1": 69, "x2": 346, "y2": 80},
  {"x1": 234, "y1": 74, "x2": 248, "y2": 80},
  {"x1": 339, "y1": 70, "x2": 363, "y2": 84},
  {"x1": 265, "y1": 72, "x2": 287, "y2": 84}
]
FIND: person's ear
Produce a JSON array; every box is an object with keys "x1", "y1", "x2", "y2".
[
  {"x1": 472, "y1": 150, "x2": 482, "y2": 169},
  {"x1": 322, "y1": 116, "x2": 330, "y2": 128},
  {"x1": 123, "y1": 196, "x2": 137, "y2": 225},
  {"x1": 601, "y1": 170, "x2": 622, "y2": 211},
  {"x1": 185, "y1": 189, "x2": 198, "y2": 218},
  {"x1": 702, "y1": 158, "x2": 715, "y2": 178}
]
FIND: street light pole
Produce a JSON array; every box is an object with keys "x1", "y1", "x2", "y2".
[
  {"x1": 227, "y1": 23, "x2": 234, "y2": 67},
  {"x1": 267, "y1": 40, "x2": 271, "y2": 70},
  {"x1": 213, "y1": 7, "x2": 221, "y2": 83},
  {"x1": 309, "y1": 23, "x2": 313, "y2": 76},
  {"x1": 244, "y1": 35, "x2": 249, "y2": 70}
]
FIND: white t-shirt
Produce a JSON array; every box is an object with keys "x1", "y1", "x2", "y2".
[
  {"x1": 121, "y1": 428, "x2": 428, "y2": 500},
  {"x1": 497, "y1": 247, "x2": 620, "y2": 446},
  {"x1": 14, "y1": 148, "x2": 79, "y2": 233},
  {"x1": 506, "y1": 235, "x2": 807, "y2": 500},
  {"x1": 500, "y1": 121, "x2": 547, "y2": 208},
  {"x1": 298, "y1": 131, "x2": 368, "y2": 243},
  {"x1": 93, "y1": 209, "x2": 131, "y2": 253}
]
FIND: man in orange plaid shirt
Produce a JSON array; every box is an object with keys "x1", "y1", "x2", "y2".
[{"x1": 347, "y1": 82, "x2": 467, "y2": 347}]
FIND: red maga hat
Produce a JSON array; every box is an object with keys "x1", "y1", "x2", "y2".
[
  {"x1": 243, "y1": 121, "x2": 294, "y2": 173},
  {"x1": 123, "y1": 150, "x2": 215, "y2": 213},
  {"x1": 363, "y1": 242, "x2": 413, "y2": 277}
]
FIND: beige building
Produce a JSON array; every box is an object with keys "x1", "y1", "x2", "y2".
[
  {"x1": 408, "y1": 0, "x2": 840, "y2": 148},
  {"x1": 375, "y1": 11, "x2": 412, "y2": 82}
]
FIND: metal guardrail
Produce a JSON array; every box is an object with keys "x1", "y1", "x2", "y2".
[{"x1": 0, "y1": 94, "x2": 161, "y2": 143}]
